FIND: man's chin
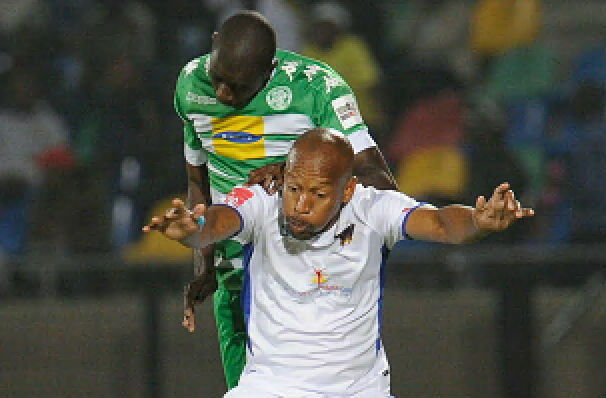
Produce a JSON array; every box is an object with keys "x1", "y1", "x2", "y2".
[
  {"x1": 291, "y1": 230, "x2": 314, "y2": 240},
  {"x1": 287, "y1": 223, "x2": 315, "y2": 240}
]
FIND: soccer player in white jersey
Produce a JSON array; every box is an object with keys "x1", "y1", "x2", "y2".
[{"x1": 144, "y1": 128, "x2": 534, "y2": 397}]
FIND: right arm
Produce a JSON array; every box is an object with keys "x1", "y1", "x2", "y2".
[{"x1": 142, "y1": 199, "x2": 242, "y2": 249}]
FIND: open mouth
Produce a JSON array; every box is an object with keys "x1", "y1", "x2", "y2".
[{"x1": 286, "y1": 218, "x2": 311, "y2": 234}]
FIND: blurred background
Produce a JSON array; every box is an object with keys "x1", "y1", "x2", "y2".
[{"x1": 0, "y1": 0, "x2": 604, "y2": 397}]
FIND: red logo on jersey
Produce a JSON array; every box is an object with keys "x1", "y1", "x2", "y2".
[
  {"x1": 225, "y1": 187, "x2": 254, "y2": 208},
  {"x1": 313, "y1": 269, "x2": 326, "y2": 287}
]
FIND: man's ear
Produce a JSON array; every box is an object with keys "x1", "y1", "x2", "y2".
[{"x1": 342, "y1": 176, "x2": 357, "y2": 204}]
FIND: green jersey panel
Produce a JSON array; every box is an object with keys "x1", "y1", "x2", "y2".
[{"x1": 174, "y1": 49, "x2": 371, "y2": 194}]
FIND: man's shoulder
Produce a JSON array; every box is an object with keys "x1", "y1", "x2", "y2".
[
  {"x1": 175, "y1": 54, "x2": 226, "y2": 115},
  {"x1": 349, "y1": 185, "x2": 408, "y2": 214},
  {"x1": 176, "y1": 54, "x2": 213, "y2": 93},
  {"x1": 273, "y1": 49, "x2": 349, "y2": 96},
  {"x1": 226, "y1": 185, "x2": 278, "y2": 210}
]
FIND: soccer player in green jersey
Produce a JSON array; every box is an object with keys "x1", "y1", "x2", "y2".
[{"x1": 173, "y1": 11, "x2": 397, "y2": 389}]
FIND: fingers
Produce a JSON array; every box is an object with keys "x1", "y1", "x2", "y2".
[
  {"x1": 475, "y1": 184, "x2": 535, "y2": 232},
  {"x1": 142, "y1": 198, "x2": 193, "y2": 233},
  {"x1": 245, "y1": 169, "x2": 262, "y2": 186},
  {"x1": 182, "y1": 306, "x2": 196, "y2": 333},
  {"x1": 192, "y1": 203, "x2": 206, "y2": 219},
  {"x1": 493, "y1": 182, "x2": 510, "y2": 199}
]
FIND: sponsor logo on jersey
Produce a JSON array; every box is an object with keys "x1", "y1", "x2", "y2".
[
  {"x1": 306, "y1": 270, "x2": 352, "y2": 296},
  {"x1": 313, "y1": 269, "x2": 327, "y2": 286},
  {"x1": 335, "y1": 224, "x2": 355, "y2": 246},
  {"x1": 212, "y1": 116, "x2": 265, "y2": 160},
  {"x1": 266, "y1": 86, "x2": 292, "y2": 111},
  {"x1": 225, "y1": 187, "x2": 254, "y2": 208},
  {"x1": 187, "y1": 91, "x2": 217, "y2": 105},
  {"x1": 331, "y1": 94, "x2": 363, "y2": 130},
  {"x1": 214, "y1": 131, "x2": 262, "y2": 143}
]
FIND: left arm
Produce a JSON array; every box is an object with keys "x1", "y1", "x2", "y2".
[{"x1": 405, "y1": 183, "x2": 534, "y2": 244}]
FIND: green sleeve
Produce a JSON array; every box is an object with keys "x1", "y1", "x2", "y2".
[
  {"x1": 312, "y1": 73, "x2": 368, "y2": 135},
  {"x1": 174, "y1": 71, "x2": 202, "y2": 151}
]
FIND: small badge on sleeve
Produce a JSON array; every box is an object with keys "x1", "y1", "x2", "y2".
[
  {"x1": 332, "y1": 94, "x2": 363, "y2": 130},
  {"x1": 225, "y1": 187, "x2": 254, "y2": 208}
]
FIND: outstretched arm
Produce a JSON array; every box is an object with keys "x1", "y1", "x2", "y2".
[
  {"x1": 143, "y1": 199, "x2": 242, "y2": 249},
  {"x1": 405, "y1": 183, "x2": 534, "y2": 244}
]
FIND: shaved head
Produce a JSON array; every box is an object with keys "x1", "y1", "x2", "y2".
[
  {"x1": 282, "y1": 128, "x2": 357, "y2": 240},
  {"x1": 215, "y1": 11, "x2": 276, "y2": 76},
  {"x1": 287, "y1": 128, "x2": 354, "y2": 185}
]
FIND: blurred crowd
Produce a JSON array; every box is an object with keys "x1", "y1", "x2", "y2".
[{"x1": 0, "y1": 0, "x2": 604, "y2": 273}]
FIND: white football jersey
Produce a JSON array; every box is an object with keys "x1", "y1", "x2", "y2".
[{"x1": 222, "y1": 184, "x2": 424, "y2": 398}]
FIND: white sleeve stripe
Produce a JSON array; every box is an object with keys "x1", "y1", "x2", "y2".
[
  {"x1": 184, "y1": 143, "x2": 207, "y2": 165},
  {"x1": 347, "y1": 128, "x2": 376, "y2": 154}
]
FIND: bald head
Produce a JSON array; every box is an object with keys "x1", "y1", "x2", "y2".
[
  {"x1": 286, "y1": 128, "x2": 354, "y2": 184},
  {"x1": 215, "y1": 11, "x2": 276, "y2": 75},
  {"x1": 282, "y1": 128, "x2": 357, "y2": 240}
]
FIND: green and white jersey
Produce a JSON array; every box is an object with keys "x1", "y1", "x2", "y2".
[{"x1": 174, "y1": 49, "x2": 375, "y2": 197}]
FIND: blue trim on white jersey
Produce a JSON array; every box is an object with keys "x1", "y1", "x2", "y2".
[
  {"x1": 377, "y1": 245, "x2": 390, "y2": 353},
  {"x1": 212, "y1": 203, "x2": 244, "y2": 238},
  {"x1": 401, "y1": 202, "x2": 428, "y2": 239},
  {"x1": 241, "y1": 242, "x2": 254, "y2": 355}
]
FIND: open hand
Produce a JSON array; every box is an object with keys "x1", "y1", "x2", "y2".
[
  {"x1": 473, "y1": 183, "x2": 534, "y2": 232},
  {"x1": 142, "y1": 199, "x2": 205, "y2": 241},
  {"x1": 246, "y1": 161, "x2": 285, "y2": 195}
]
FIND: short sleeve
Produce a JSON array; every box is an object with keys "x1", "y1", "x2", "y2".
[
  {"x1": 311, "y1": 68, "x2": 376, "y2": 154},
  {"x1": 222, "y1": 185, "x2": 268, "y2": 244},
  {"x1": 174, "y1": 61, "x2": 207, "y2": 165},
  {"x1": 356, "y1": 187, "x2": 426, "y2": 249}
]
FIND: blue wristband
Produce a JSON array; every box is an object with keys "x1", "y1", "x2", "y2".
[{"x1": 197, "y1": 216, "x2": 205, "y2": 228}]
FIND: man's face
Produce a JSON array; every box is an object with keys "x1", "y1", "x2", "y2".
[
  {"x1": 208, "y1": 51, "x2": 269, "y2": 108},
  {"x1": 282, "y1": 159, "x2": 354, "y2": 240}
]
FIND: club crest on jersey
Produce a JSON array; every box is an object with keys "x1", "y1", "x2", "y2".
[
  {"x1": 225, "y1": 187, "x2": 254, "y2": 208},
  {"x1": 336, "y1": 224, "x2": 355, "y2": 246},
  {"x1": 266, "y1": 86, "x2": 292, "y2": 111}
]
